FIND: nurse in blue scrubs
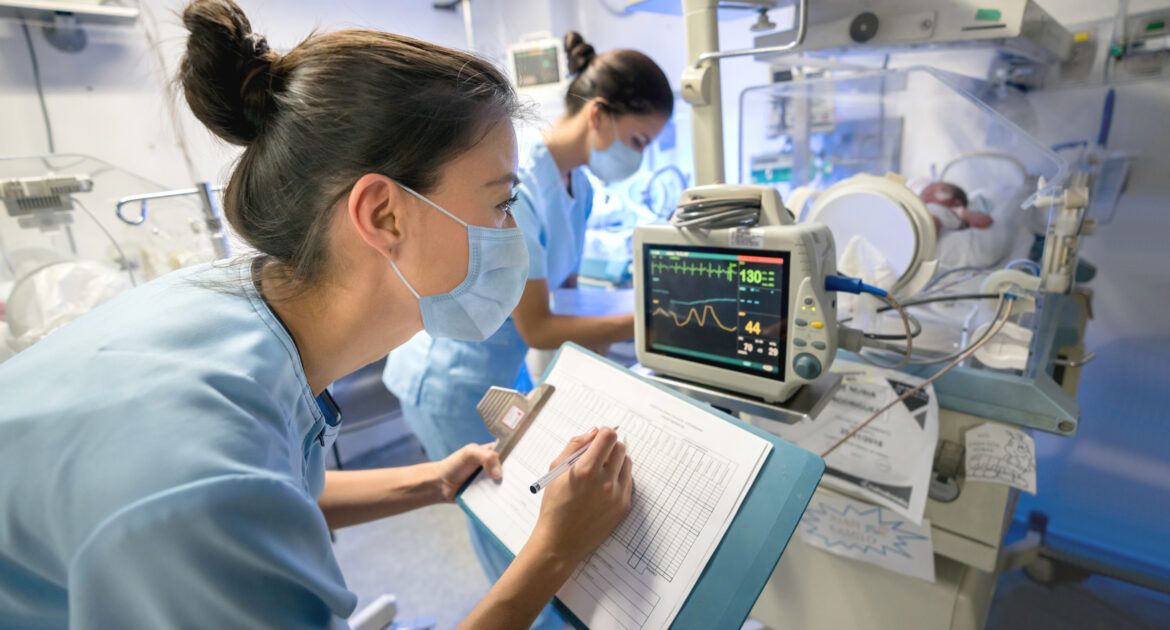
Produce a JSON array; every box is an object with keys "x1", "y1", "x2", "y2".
[
  {"x1": 382, "y1": 31, "x2": 673, "y2": 600},
  {"x1": 0, "y1": 3, "x2": 633, "y2": 628}
]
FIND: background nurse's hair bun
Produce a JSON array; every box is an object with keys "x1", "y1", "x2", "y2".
[
  {"x1": 179, "y1": 0, "x2": 284, "y2": 146},
  {"x1": 563, "y1": 31, "x2": 596, "y2": 75}
]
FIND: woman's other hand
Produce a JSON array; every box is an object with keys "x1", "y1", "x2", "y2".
[{"x1": 430, "y1": 443, "x2": 503, "y2": 503}]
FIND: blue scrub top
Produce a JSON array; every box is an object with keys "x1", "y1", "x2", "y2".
[
  {"x1": 383, "y1": 134, "x2": 593, "y2": 455},
  {"x1": 0, "y1": 262, "x2": 355, "y2": 628}
]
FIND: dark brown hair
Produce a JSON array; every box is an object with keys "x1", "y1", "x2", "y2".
[
  {"x1": 179, "y1": 0, "x2": 519, "y2": 286},
  {"x1": 562, "y1": 31, "x2": 673, "y2": 118}
]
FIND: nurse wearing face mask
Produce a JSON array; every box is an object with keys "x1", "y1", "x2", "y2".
[
  {"x1": 0, "y1": 4, "x2": 633, "y2": 628},
  {"x1": 382, "y1": 30, "x2": 672, "y2": 616}
]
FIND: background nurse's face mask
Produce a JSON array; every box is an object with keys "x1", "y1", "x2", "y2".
[
  {"x1": 589, "y1": 113, "x2": 643, "y2": 184},
  {"x1": 388, "y1": 184, "x2": 529, "y2": 341}
]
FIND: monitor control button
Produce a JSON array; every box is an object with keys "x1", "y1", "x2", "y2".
[
  {"x1": 793, "y1": 338, "x2": 807, "y2": 347},
  {"x1": 795, "y1": 318, "x2": 808, "y2": 327},
  {"x1": 812, "y1": 341, "x2": 827, "y2": 350},
  {"x1": 793, "y1": 353, "x2": 822, "y2": 379}
]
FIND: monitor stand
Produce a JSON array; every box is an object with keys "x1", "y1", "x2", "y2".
[{"x1": 631, "y1": 365, "x2": 842, "y2": 426}]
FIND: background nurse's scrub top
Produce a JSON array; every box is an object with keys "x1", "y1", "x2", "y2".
[
  {"x1": 383, "y1": 135, "x2": 593, "y2": 459},
  {"x1": 0, "y1": 261, "x2": 356, "y2": 629}
]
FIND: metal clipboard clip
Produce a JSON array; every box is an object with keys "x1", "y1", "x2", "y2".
[{"x1": 477, "y1": 384, "x2": 556, "y2": 463}]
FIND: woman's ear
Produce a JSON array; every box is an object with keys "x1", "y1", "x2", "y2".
[
  {"x1": 346, "y1": 173, "x2": 406, "y2": 257},
  {"x1": 586, "y1": 98, "x2": 606, "y2": 131}
]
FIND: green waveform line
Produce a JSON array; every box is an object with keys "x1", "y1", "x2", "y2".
[{"x1": 650, "y1": 260, "x2": 738, "y2": 282}]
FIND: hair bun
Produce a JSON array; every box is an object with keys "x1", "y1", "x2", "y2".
[
  {"x1": 179, "y1": 0, "x2": 282, "y2": 146},
  {"x1": 563, "y1": 31, "x2": 596, "y2": 75}
]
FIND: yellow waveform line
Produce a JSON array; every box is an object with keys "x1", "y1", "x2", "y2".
[{"x1": 652, "y1": 305, "x2": 737, "y2": 332}]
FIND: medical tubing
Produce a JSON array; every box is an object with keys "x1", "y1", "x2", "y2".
[
  {"x1": 73, "y1": 197, "x2": 138, "y2": 287},
  {"x1": 820, "y1": 294, "x2": 1017, "y2": 459},
  {"x1": 862, "y1": 294, "x2": 1010, "y2": 366}
]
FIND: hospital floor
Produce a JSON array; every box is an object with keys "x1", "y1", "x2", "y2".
[{"x1": 332, "y1": 434, "x2": 1170, "y2": 630}]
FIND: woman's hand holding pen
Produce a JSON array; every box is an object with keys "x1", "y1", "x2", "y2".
[{"x1": 529, "y1": 427, "x2": 633, "y2": 568}]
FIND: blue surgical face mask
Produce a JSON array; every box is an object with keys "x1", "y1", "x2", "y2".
[
  {"x1": 389, "y1": 184, "x2": 529, "y2": 342},
  {"x1": 589, "y1": 116, "x2": 644, "y2": 184}
]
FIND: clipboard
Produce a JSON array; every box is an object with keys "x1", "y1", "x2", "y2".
[{"x1": 457, "y1": 343, "x2": 825, "y2": 629}]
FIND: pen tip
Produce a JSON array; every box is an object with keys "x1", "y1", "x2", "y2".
[{"x1": 529, "y1": 484, "x2": 539, "y2": 494}]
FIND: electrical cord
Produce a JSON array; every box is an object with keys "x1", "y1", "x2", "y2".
[
  {"x1": 670, "y1": 197, "x2": 763, "y2": 229},
  {"x1": 861, "y1": 294, "x2": 1008, "y2": 366},
  {"x1": 73, "y1": 197, "x2": 138, "y2": 287},
  {"x1": 820, "y1": 294, "x2": 1017, "y2": 459},
  {"x1": 824, "y1": 276, "x2": 915, "y2": 365},
  {"x1": 859, "y1": 312, "x2": 922, "y2": 341},
  {"x1": 20, "y1": 19, "x2": 55, "y2": 154},
  {"x1": 839, "y1": 292, "x2": 1001, "y2": 322},
  {"x1": 879, "y1": 293, "x2": 912, "y2": 368},
  {"x1": 838, "y1": 292, "x2": 1002, "y2": 367}
]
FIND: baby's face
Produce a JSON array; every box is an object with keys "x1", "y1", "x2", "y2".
[{"x1": 920, "y1": 182, "x2": 965, "y2": 210}]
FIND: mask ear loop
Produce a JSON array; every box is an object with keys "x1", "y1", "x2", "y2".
[
  {"x1": 388, "y1": 181, "x2": 465, "y2": 300},
  {"x1": 396, "y1": 182, "x2": 469, "y2": 228},
  {"x1": 388, "y1": 257, "x2": 421, "y2": 299}
]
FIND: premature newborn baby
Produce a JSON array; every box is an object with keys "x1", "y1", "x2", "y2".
[{"x1": 920, "y1": 181, "x2": 994, "y2": 233}]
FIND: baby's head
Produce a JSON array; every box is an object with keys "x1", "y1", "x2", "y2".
[{"x1": 919, "y1": 181, "x2": 993, "y2": 231}]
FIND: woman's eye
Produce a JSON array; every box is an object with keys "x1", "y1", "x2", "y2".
[{"x1": 498, "y1": 194, "x2": 519, "y2": 215}]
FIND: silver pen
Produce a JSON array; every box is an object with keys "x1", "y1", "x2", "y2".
[{"x1": 529, "y1": 427, "x2": 619, "y2": 494}]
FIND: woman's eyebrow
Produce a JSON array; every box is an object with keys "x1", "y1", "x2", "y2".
[{"x1": 483, "y1": 173, "x2": 520, "y2": 188}]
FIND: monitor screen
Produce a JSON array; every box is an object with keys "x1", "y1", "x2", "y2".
[
  {"x1": 512, "y1": 47, "x2": 561, "y2": 87},
  {"x1": 644, "y1": 245, "x2": 790, "y2": 381}
]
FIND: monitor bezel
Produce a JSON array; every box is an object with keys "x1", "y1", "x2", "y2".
[{"x1": 642, "y1": 243, "x2": 791, "y2": 383}]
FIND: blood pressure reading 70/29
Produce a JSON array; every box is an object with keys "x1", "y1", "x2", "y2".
[{"x1": 644, "y1": 245, "x2": 790, "y2": 380}]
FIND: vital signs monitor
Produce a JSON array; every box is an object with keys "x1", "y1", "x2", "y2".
[{"x1": 634, "y1": 185, "x2": 838, "y2": 403}]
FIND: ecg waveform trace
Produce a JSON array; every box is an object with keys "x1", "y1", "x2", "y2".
[
  {"x1": 650, "y1": 259, "x2": 738, "y2": 282},
  {"x1": 651, "y1": 304, "x2": 737, "y2": 333}
]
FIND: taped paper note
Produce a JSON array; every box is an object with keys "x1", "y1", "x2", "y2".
[
  {"x1": 965, "y1": 422, "x2": 1037, "y2": 494},
  {"x1": 799, "y1": 492, "x2": 935, "y2": 583}
]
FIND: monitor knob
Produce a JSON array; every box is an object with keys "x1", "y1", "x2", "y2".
[
  {"x1": 850, "y1": 12, "x2": 879, "y2": 43},
  {"x1": 793, "y1": 353, "x2": 823, "y2": 380}
]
